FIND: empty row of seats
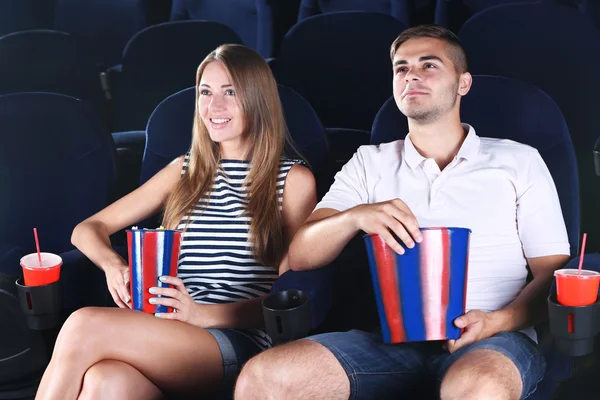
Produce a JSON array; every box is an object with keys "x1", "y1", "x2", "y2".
[{"x1": 2, "y1": 1, "x2": 597, "y2": 64}]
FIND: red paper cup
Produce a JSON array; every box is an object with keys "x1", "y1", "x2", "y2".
[
  {"x1": 555, "y1": 269, "x2": 600, "y2": 307},
  {"x1": 20, "y1": 253, "x2": 62, "y2": 286}
]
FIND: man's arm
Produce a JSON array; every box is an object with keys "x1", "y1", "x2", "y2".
[
  {"x1": 288, "y1": 200, "x2": 422, "y2": 271},
  {"x1": 491, "y1": 254, "x2": 570, "y2": 332},
  {"x1": 448, "y1": 254, "x2": 569, "y2": 353},
  {"x1": 288, "y1": 208, "x2": 362, "y2": 270}
]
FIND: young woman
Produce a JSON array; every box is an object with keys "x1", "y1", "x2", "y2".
[{"x1": 36, "y1": 44, "x2": 317, "y2": 400}]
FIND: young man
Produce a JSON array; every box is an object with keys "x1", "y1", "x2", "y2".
[{"x1": 235, "y1": 25, "x2": 570, "y2": 400}]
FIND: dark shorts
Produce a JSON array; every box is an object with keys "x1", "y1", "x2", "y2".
[
  {"x1": 206, "y1": 329, "x2": 266, "y2": 396},
  {"x1": 306, "y1": 329, "x2": 545, "y2": 400}
]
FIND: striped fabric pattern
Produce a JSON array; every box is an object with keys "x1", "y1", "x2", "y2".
[{"x1": 177, "y1": 154, "x2": 300, "y2": 349}]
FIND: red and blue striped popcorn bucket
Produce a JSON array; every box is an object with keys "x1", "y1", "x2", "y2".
[
  {"x1": 127, "y1": 229, "x2": 182, "y2": 313},
  {"x1": 364, "y1": 227, "x2": 470, "y2": 343}
]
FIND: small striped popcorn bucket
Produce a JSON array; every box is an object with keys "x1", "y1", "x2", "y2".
[
  {"x1": 364, "y1": 227, "x2": 470, "y2": 343},
  {"x1": 127, "y1": 229, "x2": 182, "y2": 313}
]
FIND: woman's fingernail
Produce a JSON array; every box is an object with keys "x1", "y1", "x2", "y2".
[
  {"x1": 159, "y1": 276, "x2": 167, "y2": 282},
  {"x1": 154, "y1": 313, "x2": 162, "y2": 318},
  {"x1": 149, "y1": 287, "x2": 157, "y2": 294},
  {"x1": 149, "y1": 298, "x2": 157, "y2": 304},
  {"x1": 125, "y1": 296, "x2": 130, "y2": 303}
]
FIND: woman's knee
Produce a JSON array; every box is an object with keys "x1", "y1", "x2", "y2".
[
  {"x1": 54, "y1": 307, "x2": 105, "y2": 357},
  {"x1": 79, "y1": 361, "x2": 128, "y2": 400}
]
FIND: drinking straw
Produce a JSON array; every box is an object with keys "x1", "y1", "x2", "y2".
[
  {"x1": 577, "y1": 233, "x2": 588, "y2": 274},
  {"x1": 33, "y1": 228, "x2": 42, "y2": 267}
]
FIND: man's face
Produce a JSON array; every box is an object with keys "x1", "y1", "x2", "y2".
[{"x1": 392, "y1": 37, "x2": 464, "y2": 124}]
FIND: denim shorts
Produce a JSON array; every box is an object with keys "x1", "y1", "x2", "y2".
[
  {"x1": 206, "y1": 328, "x2": 265, "y2": 397},
  {"x1": 306, "y1": 329, "x2": 546, "y2": 400}
]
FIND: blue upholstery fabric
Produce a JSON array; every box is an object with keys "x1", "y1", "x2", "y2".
[
  {"x1": 58, "y1": 247, "x2": 127, "y2": 310},
  {"x1": 141, "y1": 85, "x2": 330, "y2": 185},
  {"x1": 583, "y1": 0, "x2": 600, "y2": 31},
  {"x1": 273, "y1": 11, "x2": 406, "y2": 131},
  {"x1": 371, "y1": 75, "x2": 579, "y2": 399},
  {"x1": 434, "y1": 0, "x2": 541, "y2": 32},
  {"x1": 0, "y1": 0, "x2": 56, "y2": 36},
  {"x1": 53, "y1": 0, "x2": 152, "y2": 69},
  {"x1": 0, "y1": 243, "x2": 26, "y2": 277},
  {"x1": 372, "y1": 75, "x2": 579, "y2": 256},
  {"x1": 0, "y1": 30, "x2": 106, "y2": 116},
  {"x1": 111, "y1": 21, "x2": 243, "y2": 132},
  {"x1": 270, "y1": 265, "x2": 335, "y2": 330},
  {"x1": 0, "y1": 93, "x2": 116, "y2": 256},
  {"x1": 459, "y1": 2, "x2": 600, "y2": 252},
  {"x1": 298, "y1": 0, "x2": 412, "y2": 25},
  {"x1": 170, "y1": 0, "x2": 274, "y2": 57}
]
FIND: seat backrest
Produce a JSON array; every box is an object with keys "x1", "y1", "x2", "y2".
[
  {"x1": 371, "y1": 75, "x2": 579, "y2": 255},
  {"x1": 0, "y1": 93, "x2": 116, "y2": 255},
  {"x1": 54, "y1": 0, "x2": 151, "y2": 68},
  {"x1": 298, "y1": 0, "x2": 412, "y2": 25},
  {"x1": 0, "y1": 0, "x2": 56, "y2": 36},
  {"x1": 459, "y1": 3, "x2": 600, "y2": 153},
  {"x1": 459, "y1": 2, "x2": 600, "y2": 251},
  {"x1": 170, "y1": 0, "x2": 273, "y2": 57},
  {"x1": 0, "y1": 30, "x2": 105, "y2": 114},
  {"x1": 112, "y1": 21, "x2": 243, "y2": 132},
  {"x1": 142, "y1": 84, "x2": 330, "y2": 185},
  {"x1": 275, "y1": 11, "x2": 407, "y2": 131},
  {"x1": 434, "y1": 0, "x2": 542, "y2": 31}
]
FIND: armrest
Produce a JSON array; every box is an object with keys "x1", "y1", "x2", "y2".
[
  {"x1": 271, "y1": 265, "x2": 335, "y2": 331},
  {"x1": 58, "y1": 246, "x2": 127, "y2": 310},
  {"x1": 0, "y1": 242, "x2": 26, "y2": 277}
]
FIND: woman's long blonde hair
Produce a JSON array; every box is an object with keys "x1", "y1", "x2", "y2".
[{"x1": 162, "y1": 44, "x2": 289, "y2": 267}]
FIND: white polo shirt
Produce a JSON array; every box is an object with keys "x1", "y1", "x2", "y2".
[{"x1": 316, "y1": 124, "x2": 570, "y2": 341}]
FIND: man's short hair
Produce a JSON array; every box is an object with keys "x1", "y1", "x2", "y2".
[{"x1": 390, "y1": 24, "x2": 469, "y2": 74}]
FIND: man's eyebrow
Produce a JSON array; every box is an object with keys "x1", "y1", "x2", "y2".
[
  {"x1": 393, "y1": 55, "x2": 444, "y2": 66},
  {"x1": 419, "y1": 55, "x2": 444, "y2": 63}
]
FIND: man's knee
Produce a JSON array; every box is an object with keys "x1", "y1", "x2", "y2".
[
  {"x1": 440, "y1": 350, "x2": 522, "y2": 400},
  {"x1": 235, "y1": 346, "x2": 293, "y2": 399},
  {"x1": 235, "y1": 339, "x2": 350, "y2": 400}
]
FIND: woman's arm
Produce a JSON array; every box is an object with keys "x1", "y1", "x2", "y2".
[{"x1": 71, "y1": 156, "x2": 184, "y2": 306}]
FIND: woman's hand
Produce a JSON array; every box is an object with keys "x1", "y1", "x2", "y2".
[
  {"x1": 104, "y1": 263, "x2": 131, "y2": 308},
  {"x1": 149, "y1": 276, "x2": 213, "y2": 327}
]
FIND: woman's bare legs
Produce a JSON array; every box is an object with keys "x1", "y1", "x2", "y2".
[
  {"x1": 36, "y1": 307, "x2": 223, "y2": 400},
  {"x1": 77, "y1": 360, "x2": 162, "y2": 400}
]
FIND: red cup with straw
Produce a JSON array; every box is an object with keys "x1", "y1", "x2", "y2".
[
  {"x1": 20, "y1": 228, "x2": 62, "y2": 286},
  {"x1": 555, "y1": 233, "x2": 600, "y2": 307}
]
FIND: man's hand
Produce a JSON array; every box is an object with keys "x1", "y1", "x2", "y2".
[
  {"x1": 350, "y1": 199, "x2": 423, "y2": 254},
  {"x1": 447, "y1": 310, "x2": 503, "y2": 353}
]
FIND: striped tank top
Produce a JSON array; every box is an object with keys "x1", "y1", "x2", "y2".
[{"x1": 177, "y1": 154, "x2": 300, "y2": 349}]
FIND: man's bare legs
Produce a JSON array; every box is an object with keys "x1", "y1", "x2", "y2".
[
  {"x1": 235, "y1": 340, "x2": 350, "y2": 400},
  {"x1": 440, "y1": 349, "x2": 523, "y2": 400}
]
